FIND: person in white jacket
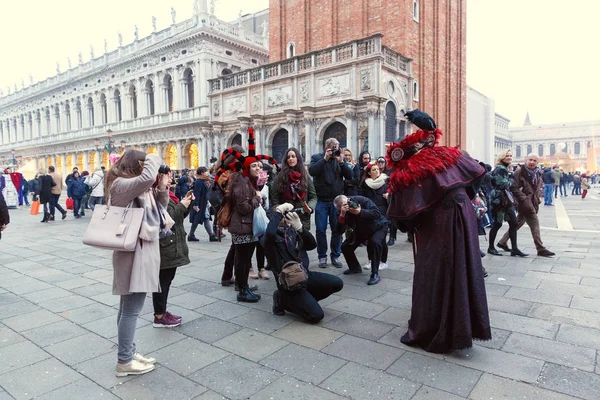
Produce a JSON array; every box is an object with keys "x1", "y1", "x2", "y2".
[{"x1": 85, "y1": 167, "x2": 105, "y2": 210}]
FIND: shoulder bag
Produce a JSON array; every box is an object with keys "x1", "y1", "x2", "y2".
[
  {"x1": 278, "y1": 261, "x2": 308, "y2": 291},
  {"x1": 82, "y1": 198, "x2": 144, "y2": 252}
]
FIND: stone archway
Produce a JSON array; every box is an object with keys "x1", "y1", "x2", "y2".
[
  {"x1": 101, "y1": 152, "x2": 110, "y2": 169},
  {"x1": 147, "y1": 146, "x2": 158, "y2": 155},
  {"x1": 185, "y1": 143, "x2": 199, "y2": 169},
  {"x1": 56, "y1": 156, "x2": 63, "y2": 171},
  {"x1": 77, "y1": 154, "x2": 84, "y2": 171},
  {"x1": 164, "y1": 144, "x2": 177, "y2": 169},
  {"x1": 322, "y1": 121, "x2": 347, "y2": 148},
  {"x1": 271, "y1": 129, "x2": 289, "y2": 164},
  {"x1": 89, "y1": 152, "x2": 96, "y2": 170},
  {"x1": 231, "y1": 133, "x2": 242, "y2": 146}
]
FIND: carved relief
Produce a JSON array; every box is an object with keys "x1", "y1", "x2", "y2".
[
  {"x1": 252, "y1": 93, "x2": 260, "y2": 111},
  {"x1": 225, "y1": 96, "x2": 246, "y2": 115},
  {"x1": 213, "y1": 100, "x2": 220, "y2": 116},
  {"x1": 267, "y1": 86, "x2": 292, "y2": 108},
  {"x1": 300, "y1": 82, "x2": 310, "y2": 103},
  {"x1": 360, "y1": 69, "x2": 371, "y2": 90},
  {"x1": 318, "y1": 74, "x2": 350, "y2": 98}
]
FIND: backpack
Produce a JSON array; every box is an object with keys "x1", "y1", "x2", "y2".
[
  {"x1": 217, "y1": 201, "x2": 232, "y2": 228},
  {"x1": 208, "y1": 181, "x2": 223, "y2": 208}
]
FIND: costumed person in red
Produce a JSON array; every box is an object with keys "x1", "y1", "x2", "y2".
[
  {"x1": 386, "y1": 109, "x2": 491, "y2": 353},
  {"x1": 216, "y1": 127, "x2": 277, "y2": 302}
]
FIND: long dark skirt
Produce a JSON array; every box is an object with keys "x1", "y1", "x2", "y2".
[{"x1": 401, "y1": 187, "x2": 492, "y2": 353}]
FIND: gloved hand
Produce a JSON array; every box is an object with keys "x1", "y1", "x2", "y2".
[
  {"x1": 284, "y1": 211, "x2": 303, "y2": 231},
  {"x1": 276, "y1": 203, "x2": 294, "y2": 214}
]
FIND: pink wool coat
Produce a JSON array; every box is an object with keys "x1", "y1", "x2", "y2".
[{"x1": 110, "y1": 154, "x2": 169, "y2": 295}]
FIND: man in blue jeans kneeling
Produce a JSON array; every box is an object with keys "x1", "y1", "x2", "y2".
[{"x1": 309, "y1": 138, "x2": 353, "y2": 268}]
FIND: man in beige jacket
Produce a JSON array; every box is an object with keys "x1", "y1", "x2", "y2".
[{"x1": 48, "y1": 166, "x2": 67, "y2": 220}]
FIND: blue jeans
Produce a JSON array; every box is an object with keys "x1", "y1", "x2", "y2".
[
  {"x1": 543, "y1": 184, "x2": 554, "y2": 205},
  {"x1": 315, "y1": 200, "x2": 342, "y2": 260},
  {"x1": 117, "y1": 293, "x2": 146, "y2": 363},
  {"x1": 559, "y1": 182, "x2": 567, "y2": 196},
  {"x1": 73, "y1": 197, "x2": 82, "y2": 216}
]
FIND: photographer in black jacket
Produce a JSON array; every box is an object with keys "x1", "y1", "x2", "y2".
[
  {"x1": 309, "y1": 138, "x2": 353, "y2": 268},
  {"x1": 261, "y1": 203, "x2": 343, "y2": 323},
  {"x1": 334, "y1": 195, "x2": 389, "y2": 285}
]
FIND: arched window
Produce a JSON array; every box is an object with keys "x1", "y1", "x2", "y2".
[
  {"x1": 114, "y1": 89, "x2": 122, "y2": 121},
  {"x1": 163, "y1": 75, "x2": 174, "y2": 112},
  {"x1": 221, "y1": 68, "x2": 232, "y2": 76},
  {"x1": 76, "y1": 100, "x2": 82, "y2": 129},
  {"x1": 564, "y1": 143, "x2": 568, "y2": 153},
  {"x1": 27, "y1": 113, "x2": 33, "y2": 139},
  {"x1": 145, "y1": 80, "x2": 155, "y2": 115},
  {"x1": 54, "y1": 105, "x2": 61, "y2": 133},
  {"x1": 64, "y1": 102, "x2": 71, "y2": 132},
  {"x1": 100, "y1": 93, "x2": 107, "y2": 124},
  {"x1": 129, "y1": 84, "x2": 138, "y2": 119},
  {"x1": 526, "y1": 144, "x2": 532, "y2": 155},
  {"x1": 272, "y1": 129, "x2": 289, "y2": 164},
  {"x1": 183, "y1": 68, "x2": 194, "y2": 108},
  {"x1": 232, "y1": 133, "x2": 242, "y2": 146},
  {"x1": 385, "y1": 101, "x2": 397, "y2": 142},
  {"x1": 538, "y1": 144, "x2": 544, "y2": 156},
  {"x1": 574, "y1": 142, "x2": 581, "y2": 155},
  {"x1": 45, "y1": 108, "x2": 51, "y2": 135},
  {"x1": 550, "y1": 143, "x2": 556, "y2": 155},
  {"x1": 413, "y1": 0, "x2": 420, "y2": 21},
  {"x1": 286, "y1": 42, "x2": 296, "y2": 58},
  {"x1": 515, "y1": 145, "x2": 521, "y2": 158},
  {"x1": 413, "y1": 80, "x2": 419, "y2": 101},
  {"x1": 322, "y1": 121, "x2": 347, "y2": 148},
  {"x1": 588, "y1": 141, "x2": 592, "y2": 148},
  {"x1": 87, "y1": 97, "x2": 95, "y2": 127},
  {"x1": 35, "y1": 111, "x2": 41, "y2": 137}
]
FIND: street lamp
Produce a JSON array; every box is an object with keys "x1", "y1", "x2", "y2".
[
  {"x1": 10, "y1": 149, "x2": 17, "y2": 166},
  {"x1": 94, "y1": 129, "x2": 126, "y2": 166}
]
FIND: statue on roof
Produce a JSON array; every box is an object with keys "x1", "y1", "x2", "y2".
[
  {"x1": 210, "y1": 0, "x2": 215, "y2": 16},
  {"x1": 21, "y1": 79, "x2": 24, "y2": 89},
  {"x1": 90, "y1": 45, "x2": 95, "y2": 59},
  {"x1": 134, "y1": 25, "x2": 139, "y2": 41},
  {"x1": 260, "y1": 21, "x2": 268, "y2": 38},
  {"x1": 118, "y1": 32, "x2": 123, "y2": 47},
  {"x1": 171, "y1": 7, "x2": 177, "y2": 24},
  {"x1": 29, "y1": 75, "x2": 33, "y2": 85},
  {"x1": 78, "y1": 52, "x2": 83, "y2": 64},
  {"x1": 104, "y1": 39, "x2": 108, "y2": 53},
  {"x1": 238, "y1": 10, "x2": 243, "y2": 27},
  {"x1": 67, "y1": 58, "x2": 72, "y2": 69},
  {"x1": 152, "y1": 16, "x2": 157, "y2": 32}
]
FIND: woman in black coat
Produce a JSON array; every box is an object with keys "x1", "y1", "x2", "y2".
[
  {"x1": 188, "y1": 167, "x2": 218, "y2": 242},
  {"x1": 38, "y1": 168, "x2": 54, "y2": 223},
  {"x1": 359, "y1": 162, "x2": 389, "y2": 270}
]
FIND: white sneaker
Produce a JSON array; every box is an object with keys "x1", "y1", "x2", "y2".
[
  {"x1": 133, "y1": 352, "x2": 156, "y2": 364},
  {"x1": 363, "y1": 261, "x2": 372, "y2": 270},
  {"x1": 379, "y1": 262, "x2": 388, "y2": 270},
  {"x1": 115, "y1": 359, "x2": 155, "y2": 377}
]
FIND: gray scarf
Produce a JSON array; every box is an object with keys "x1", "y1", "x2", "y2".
[{"x1": 138, "y1": 189, "x2": 174, "y2": 241}]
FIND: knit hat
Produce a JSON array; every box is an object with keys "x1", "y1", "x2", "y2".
[{"x1": 215, "y1": 127, "x2": 277, "y2": 180}]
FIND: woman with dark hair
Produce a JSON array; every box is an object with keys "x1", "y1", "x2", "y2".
[
  {"x1": 188, "y1": 166, "x2": 218, "y2": 242},
  {"x1": 349, "y1": 151, "x2": 371, "y2": 196},
  {"x1": 359, "y1": 162, "x2": 389, "y2": 271},
  {"x1": 270, "y1": 147, "x2": 317, "y2": 232},
  {"x1": 105, "y1": 150, "x2": 171, "y2": 377},
  {"x1": 487, "y1": 149, "x2": 527, "y2": 257},
  {"x1": 38, "y1": 168, "x2": 54, "y2": 223}
]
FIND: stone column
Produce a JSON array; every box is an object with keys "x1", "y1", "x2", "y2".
[
  {"x1": 345, "y1": 112, "x2": 358, "y2": 158},
  {"x1": 60, "y1": 153, "x2": 68, "y2": 180},
  {"x1": 159, "y1": 84, "x2": 169, "y2": 114},
  {"x1": 176, "y1": 140, "x2": 185, "y2": 170},
  {"x1": 123, "y1": 91, "x2": 132, "y2": 121},
  {"x1": 196, "y1": 60, "x2": 210, "y2": 115}
]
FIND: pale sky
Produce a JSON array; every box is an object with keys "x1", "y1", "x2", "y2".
[{"x1": 1, "y1": 0, "x2": 598, "y2": 127}]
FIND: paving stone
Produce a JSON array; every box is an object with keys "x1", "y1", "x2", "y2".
[
  {"x1": 476, "y1": 327, "x2": 511, "y2": 350},
  {"x1": 180, "y1": 280, "x2": 224, "y2": 296},
  {"x1": 111, "y1": 364, "x2": 207, "y2": 399},
  {"x1": 177, "y1": 315, "x2": 242, "y2": 344},
  {"x1": 483, "y1": 282, "x2": 510, "y2": 296},
  {"x1": 538, "y1": 362, "x2": 600, "y2": 400},
  {"x1": 335, "y1": 283, "x2": 386, "y2": 301},
  {"x1": 503, "y1": 332, "x2": 596, "y2": 371},
  {"x1": 249, "y1": 376, "x2": 347, "y2": 400},
  {"x1": 581, "y1": 276, "x2": 600, "y2": 287},
  {"x1": 3, "y1": 309, "x2": 64, "y2": 332},
  {"x1": 372, "y1": 291, "x2": 413, "y2": 310},
  {"x1": 74, "y1": 352, "x2": 137, "y2": 389},
  {"x1": 486, "y1": 274, "x2": 541, "y2": 289},
  {"x1": 375, "y1": 327, "x2": 445, "y2": 361},
  {"x1": 54, "y1": 277, "x2": 98, "y2": 290},
  {"x1": 260, "y1": 343, "x2": 347, "y2": 384},
  {"x1": 4, "y1": 279, "x2": 53, "y2": 295},
  {"x1": 373, "y1": 306, "x2": 411, "y2": 326},
  {"x1": 271, "y1": 321, "x2": 344, "y2": 350},
  {"x1": 470, "y1": 373, "x2": 574, "y2": 400},
  {"x1": 60, "y1": 302, "x2": 115, "y2": 324},
  {"x1": 40, "y1": 295, "x2": 95, "y2": 313},
  {"x1": 82, "y1": 315, "x2": 121, "y2": 340},
  {"x1": 555, "y1": 324, "x2": 600, "y2": 350},
  {"x1": 71, "y1": 282, "x2": 112, "y2": 297},
  {"x1": 189, "y1": 355, "x2": 281, "y2": 400},
  {"x1": 446, "y1": 345, "x2": 544, "y2": 383},
  {"x1": 128, "y1": 324, "x2": 187, "y2": 353},
  {"x1": 213, "y1": 328, "x2": 288, "y2": 362},
  {"x1": 36, "y1": 377, "x2": 119, "y2": 400},
  {"x1": 323, "y1": 313, "x2": 395, "y2": 341},
  {"x1": 0, "y1": 358, "x2": 83, "y2": 400},
  {"x1": 229, "y1": 308, "x2": 294, "y2": 334},
  {"x1": 167, "y1": 292, "x2": 218, "y2": 310},
  {"x1": 21, "y1": 320, "x2": 88, "y2": 347},
  {"x1": 524, "y1": 270, "x2": 583, "y2": 284},
  {"x1": 387, "y1": 352, "x2": 480, "y2": 396},
  {"x1": 194, "y1": 391, "x2": 229, "y2": 400},
  {"x1": 45, "y1": 332, "x2": 115, "y2": 365},
  {"x1": 410, "y1": 385, "x2": 465, "y2": 400},
  {"x1": 196, "y1": 300, "x2": 252, "y2": 320},
  {"x1": 89, "y1": 292, "x2": 120, "y2": 307},
  {"x1": 20, "y1": 287, "x2": 72, "y2": 304},
  {"x1": 319, "y1": 362, "x2": 420, "y2": 399},
  {"x1": 0, "y1": 292, "x2": 21, "y2": 306},
  {"x1": 486, "y1": 295, "x2": 532, "y2": 315},
  {"x1": 489, "y1": 310, "x2": 559, "y2": 339},
  {"x1": 538, "y1": 280, "x2": 600, "y2": 298},
  {"x1": 529, "y1": 303, "x2": 600, "y2": 329},
  {"x1": 148, "y1": 337, "x2": 229, "y2": 376},
  {"x1": 504, "y1": 286, "x2": 572, "y2": 306},
  {"x1": 321, "y1": 334, "x2": 403, "y2": 370},
  {"x1": 0, "y1": 340, "x2": 51, "y2": 375},
  {"x1": 552, "y1": 265, "x2": 600, "y2": 278},
  {"x1": 0, "y1": 327, "x2": 26, "y2": 349},
  {"x1": 316, "y1": 298, "x2": 389, "y2": 319}
]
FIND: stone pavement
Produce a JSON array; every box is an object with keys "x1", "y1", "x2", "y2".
[{"x1": 1, "y1": 193, "x2": 600, "y2": 399}]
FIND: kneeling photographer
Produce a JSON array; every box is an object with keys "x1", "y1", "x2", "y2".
[
  {"x1": 261, "y1": 203, "x2": 343, "y2": 323},
  {"x1": 334, "y1": 195, "x2": 388, "y2": 285}
]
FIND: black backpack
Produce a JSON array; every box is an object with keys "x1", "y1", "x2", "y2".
[{"x1": 208, "y1": 181, "x2": 223, "y2": 208}]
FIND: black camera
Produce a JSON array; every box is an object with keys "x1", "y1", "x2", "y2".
[
  {"x1": 284, "y1": 208, "x2": 306, "y2": 216},
  {"x1": 332, "y1": 147, "x2": 341, "y2": 157},
  {"x1": 347, "y1": 199, "x2": 359, "y2": 209},
  {"x1": 158, "y1": 165, "x2": 171, "y2": 174}
]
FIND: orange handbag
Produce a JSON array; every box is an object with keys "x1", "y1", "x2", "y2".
[{"x1": 30, "y1": 201, "x2": 40, "y2": 215}]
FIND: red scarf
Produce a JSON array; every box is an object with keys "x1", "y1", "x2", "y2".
[
  {"x1": 168, "y1": 190, "x2": 179, "y2": 204},
  {"x1": 284, "y1": 171, "x2": 306, "y2": 200}
]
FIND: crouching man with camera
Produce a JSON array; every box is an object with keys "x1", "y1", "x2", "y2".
[
  {"x1": 261, "y1": 203, "x2": 343, "y2": 323},
  {"x1": 335, "y1": 195, "x2": 389, "y2": 285}
]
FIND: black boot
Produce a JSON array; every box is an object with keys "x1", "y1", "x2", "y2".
[
  {"x1": 487, "y1": 248, "x2": 503, "y2": 256},
  {"x1": 511, "y1": 249, "x2": 528, "y2": 257},
  {"x1": 386, "y1": 238, "x2": 395, "y2": 246},
  {"x1": 209, "y1": 235, "x2": 219, "y2": 242},
  {"x1": 272, "y1": 290, "x2": 285, "y2": 316},
  {"x1": 237, "y1": 286, "x2": 261, "y2": 303},
  {"x1": 367, "y1": 264, "x2": 380, "y2": 285},
  {"x1": 40, "y1": 212, "x2": 49, "y2": 223}
]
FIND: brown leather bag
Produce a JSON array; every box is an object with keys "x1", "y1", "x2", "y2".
[{"x1": 217, "y1": 201, "x2": 233, "y2": 228}]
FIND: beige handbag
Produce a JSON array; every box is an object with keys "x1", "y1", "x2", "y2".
[{"x1": 82, "y1": 199, "x2": 144, "y2": 252}]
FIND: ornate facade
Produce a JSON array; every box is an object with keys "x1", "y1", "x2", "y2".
[{"x1": 0, "y1": 2, "x2": 268, "y2": 176}]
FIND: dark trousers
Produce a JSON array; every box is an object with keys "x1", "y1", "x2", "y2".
[
  {"x1": 89, "y1": 196, "x2": 104, "y2": 210},
  {"x1": 256, "y1": 242, "x2": 265, "y2": 270},
  {"x1": 152, "y1": 268, "x2": 178, "y2": 315},
  {"x1": 572, "y1": 183, "x2": 581, "y2": 195},
  {"x1": 222, "y1": 244, "x2": 235, "y2": 281},
  {"x1": 73, "y1": 197, "x2": 82, "y2": 216},
  {"x1": 389, "y1": 223, "x2": 397, "y2": 240},
  {"x1": 279, "y1": 271, "x2": 343, "y2": 323},
  {"x1": 489, "y1": 208, "x2": 518, "y2": 250},
  {"x1": 559, "y1": 182, "x2": 567, "y2": 196},
  {"x1": 498, "y1": 211, "x2": 546, "y2": 252},
  {"x1": 234, "y1": 242, "x2": 256, "y2": 290},
  {"x1": 342, "y1": 226, "x2": 387, "y2": 273},
  {"x1": 367, "y1": 227, "x2": 388, "y2": 266},
  {"x1": 49, "y1": 194, "x2": 66, "y2": 216}
]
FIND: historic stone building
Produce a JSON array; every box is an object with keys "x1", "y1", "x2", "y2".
[{"x1": 0, "y1": 2, "x2": 268, "y2": 175}]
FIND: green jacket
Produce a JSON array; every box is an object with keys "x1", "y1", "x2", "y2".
[
  {"x1": 269, "y1": 178, "x2": 317, "y2": 231},
  {"x1": 159, "y1": 199, "x2": 191, "y2": 269}
]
